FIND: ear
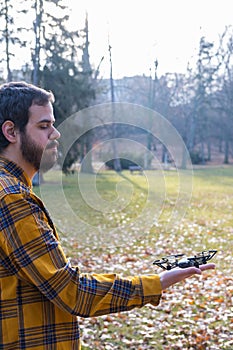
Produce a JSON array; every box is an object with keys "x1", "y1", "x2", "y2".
[{"x1": 1, "y1": 120, "x2": 18, "y2": 144}]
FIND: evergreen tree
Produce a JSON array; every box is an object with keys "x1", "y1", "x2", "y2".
[{"x1": 41, "y1": 11, "x2": 95, "y2": 173}]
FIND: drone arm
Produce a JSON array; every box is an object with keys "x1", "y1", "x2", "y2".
[{"x1": 153, "y1": 261, "x2": 167, "y2": 270}]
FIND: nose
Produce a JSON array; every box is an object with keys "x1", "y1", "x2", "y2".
[{"x1": 50, "y1": 126, "x2": 61, "y2": 140}]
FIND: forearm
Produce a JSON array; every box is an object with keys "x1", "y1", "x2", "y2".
[
  {"x1": 85, "y1": 273, "x2": 162, "y2": 317},
  {"x1": 52, "y1": 271, "x2": 162, "y2": 317}
]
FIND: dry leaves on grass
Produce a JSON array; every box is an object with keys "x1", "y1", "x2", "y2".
[{"x1": 70, "y1": 242, "x2": 232, "y2": 350}]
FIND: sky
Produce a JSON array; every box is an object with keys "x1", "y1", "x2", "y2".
[{"x1": 68, "y1": 0, "x2": 233, "y2": 78}]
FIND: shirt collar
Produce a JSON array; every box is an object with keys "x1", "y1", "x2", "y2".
[{"x1": 0, "y1": 156, "x2": 32, "y2": 188}]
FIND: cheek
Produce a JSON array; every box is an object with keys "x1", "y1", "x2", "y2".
[{"x1": 35, "y1": 134, "x2": 49, "y2": 148}]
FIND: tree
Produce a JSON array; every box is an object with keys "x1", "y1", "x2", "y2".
[
  {"x1": 32, "y1": 0, "x2": 43, "y2": 85},
  {"x1": 174, "y1": 37, "x2": 217, "y2": 163},
  {"x1": 0, "y1": 0, "x2": 27, "y2": 81},
  {"x1": 79, "y1": 13, "x2": 95, "y2": 174},
  {"x1": 41, "y1": 11, "x2": 96, "y2": 174},
  {"x1": 213, "y1": 26, "x2": 233, "y2": 163},
  {"x1": 31, "y1": 0, "x2": 71, "y2": 86}
]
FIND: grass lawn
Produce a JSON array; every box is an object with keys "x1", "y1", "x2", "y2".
[{"x1": 35, "y1": 166, "x2": 233, "y2": 349}]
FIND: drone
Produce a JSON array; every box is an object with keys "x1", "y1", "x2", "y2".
[{"x1": 153, "y1": 250, "x2": 217, "y2": 270}]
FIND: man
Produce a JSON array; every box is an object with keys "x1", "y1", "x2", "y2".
[{"x1": 0, "y1": 82, "x2": 215, "y2": 349}]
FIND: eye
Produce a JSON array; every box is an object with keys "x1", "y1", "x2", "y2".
[{"x1": 39, "y1": 123, "x2": 50, "y2": 129}]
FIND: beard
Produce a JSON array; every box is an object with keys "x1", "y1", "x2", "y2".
[{"x1": 20, "y1": 131, "x2": 59, "y2": 173}]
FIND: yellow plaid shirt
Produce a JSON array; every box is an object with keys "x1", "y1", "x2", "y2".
[{"x1": 0, "y1": 156, "x2": 162, "y2": 349}]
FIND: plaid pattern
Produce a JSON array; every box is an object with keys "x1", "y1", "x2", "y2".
[{"x1": 0, "y1": 157, "x2": 162, "y2": 349}]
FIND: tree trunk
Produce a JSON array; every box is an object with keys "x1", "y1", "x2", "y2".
[
  {"x1": 4, "y1": 0, "x2": 12, "y2": 81},
  {"x1": 207, "y1": 140, "x2": 211, "y2": 161},
  {"x1": 224, "y1": 139, "x2": 229, "y2": 164},
  {"x1": 32, "y1": 0, "x2": 43, "y2": 85},
  {"x1": 80, "y1": 132, "x2": 94, "y2": 173}
]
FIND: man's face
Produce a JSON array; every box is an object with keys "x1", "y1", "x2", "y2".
[{"x1": 20, "y1": 102, "x2": 60, "y2": 172}]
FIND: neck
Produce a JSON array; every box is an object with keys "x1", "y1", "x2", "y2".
[{"x1": 1, "y1": 147, "x2": 37, "y2": 180}]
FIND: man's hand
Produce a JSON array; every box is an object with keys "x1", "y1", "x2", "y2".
[{"x1": 159, "y1": 263, "x2": 216, "y2": 290}]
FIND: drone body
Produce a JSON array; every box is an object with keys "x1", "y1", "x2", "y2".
[{"x1": 153, "y1": 250, "x2": 217, "y2": 270}]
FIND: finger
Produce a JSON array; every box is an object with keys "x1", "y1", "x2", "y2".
[
  {"x1": 181, "y1": 267, "x2": 202, "y2": 276},
  {"x1": 180, "y1": 264, "x2": 216, "y2": 276},
  {"x1": 199, "y1": 263, "x2": 216, "y2": 271}
]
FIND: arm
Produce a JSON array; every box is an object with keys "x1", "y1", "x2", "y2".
[
  {"x1": 0, "y1": 192, "x2": 215, "y2": 317},
  {"x1": 0, "y1": 192, "x2": 162, "y2": 317}
]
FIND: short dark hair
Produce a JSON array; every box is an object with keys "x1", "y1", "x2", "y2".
[{"x1": 0, "y1": 81, "x2": 55, "y2": 152}]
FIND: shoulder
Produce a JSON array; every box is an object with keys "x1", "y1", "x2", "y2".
[{"x1": 0, "y1": 172, "x2": 31, "y2": 198}]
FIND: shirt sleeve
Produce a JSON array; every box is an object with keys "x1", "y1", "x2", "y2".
[{"x1": 0, "y1": 192, "x2": 162, "y2": 317}]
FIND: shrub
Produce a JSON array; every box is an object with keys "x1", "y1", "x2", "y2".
[
  {"x1": 105, "y1": 152, "x2": 151, "y2": 170},
  {"x1": 189, "y1": 151, "x2": 202, "y2": 164}
]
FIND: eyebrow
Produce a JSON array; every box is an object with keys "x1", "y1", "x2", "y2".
[{"x1": 37, "y1": 118, "x2": 55, "y2": 124}]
